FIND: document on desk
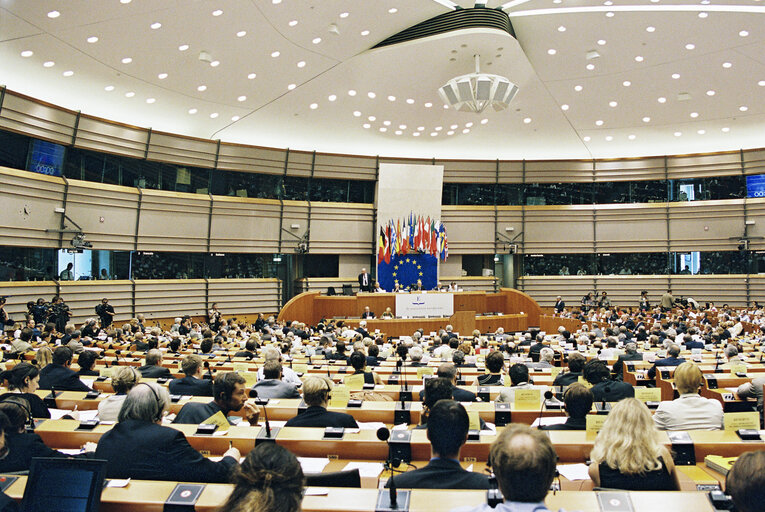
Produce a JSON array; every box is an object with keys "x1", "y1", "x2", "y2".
[
  {"x1": 298, "y1": 457, "x2": 330, "y2": 474},
  {"x1": 357, "y1": 421, "x2": 387, "y2": 431},
  {"x1": 343, "y1": 462, "x2": 384, "y2": 478},
  {"x1": 531, "y1": 416, "x2": 567, "y2": 428},
  {"x1": 557, "y1": 464, "x2": 591, "y2": 481}
]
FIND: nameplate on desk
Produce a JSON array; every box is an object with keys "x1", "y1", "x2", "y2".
[
  {"x1": 586, "y1": 415, "x2": 607, "y2": 433},
  {"x1": 344, "y1": 373, "x2": 364, "y2": 391},
  {"x1": 241, "y1": 371, "x2": 258, "y2": 387},
  {"x1": 201, "y1": 410, "x2": 230, "y2": 432},
  {"x1": 232, "y1": 363, "x2": 249, "y2": 373},
  {"x1": 724, "y1": 412, "x2": 760, "y2": 431},
  {"x1": 416, "y1": 367, "x2": 433, "y2": 379},
  {"x1": 329, "y1": 385, "x2": 350, "y2": 408},
  {"x1": 467, "y1": 411, "x2": 481, "y2": 432},
  {"x1": 323, "y1": 427, "x2": 345, "y2": 439},
  {"x1": 84, "y1": 390, "x2": 101, "y2": 400},
  {"x1": 515, "y1": 389, "x2": 541, "y2": 410},
  {"x1": 550, "y1": 367, "x2": 562, "y2": 379},
  {"x1": 165, "y1": 483, "x2": 205, "y2": 508},
  {"x1": 634, "y1": 387, "x2": 661, "y2": 403}
]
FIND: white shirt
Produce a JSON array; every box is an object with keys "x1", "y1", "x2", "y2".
[
  {"x1": 653, "y1": 393, "x2": 724, "y2": 430},
  {"x1": 452, "y1": 500, "x2": 570, "y2": 512},
  {"x1": 98, "y1": 394, "x2": 128, "y2": 422},
  {"x1": 256, "y1": 365, "x2": 302, "y2": 387}
]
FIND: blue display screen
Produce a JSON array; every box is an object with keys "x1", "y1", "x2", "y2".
[
  {"x1": 747, "y1": 174, "x2": 765, "y2": 198},
  {"x1": 27, "y1": 139, "x2": 65, "y2": 177}
]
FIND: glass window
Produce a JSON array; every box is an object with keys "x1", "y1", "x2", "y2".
[
  {"x1": 524, "y1": 182, "x2": 593, "y2": 205},
  {"x1": 302, "y1": 255, "x2": 339, "y2": 277},
  {"x1": 669, "y1": 176, "x2": 745, "y2": 202},
  {"x1": 283, "y1": 176, "x2": 309, "y2": 201},
  {"x1": 0, "y1": 130, "x2": 30, "y2": 170},
  {"x1": 595, "y1": 180, "x2": 667, "y2": 204},
  {"x1": 0, "y1": 247, "x2": 57, "y2": 281},
  {"x1": 496, "y1": 184, "x2": 524, "y2": 205},
  {"x1": 695, "y1": 251, "x2": 749, "y2": 274},
  {"x1": 214, "y1": 171, "x2": 282, "y2": 199},
  {"x1": 310, "y1": 178, "x2": 349, "y2": 203},
  {"x1": 523, "y1": 254, "x2": 595, "y2": 276},
  {"x1": 597, "y1": 252, "x2": 668, "y2": 275}
]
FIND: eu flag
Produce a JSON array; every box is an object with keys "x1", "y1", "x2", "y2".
[{"x1": 377, "y1": 253, "x2": 438, "y2": 291}]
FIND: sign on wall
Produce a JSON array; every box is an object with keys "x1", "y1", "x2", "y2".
[{"x1": 395, "y1": 292, "x2": 454, "y2": 318}]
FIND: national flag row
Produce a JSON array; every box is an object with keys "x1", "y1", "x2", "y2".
[{"x1": 377, "y1": 213, "x2": 448, "y2": 264}]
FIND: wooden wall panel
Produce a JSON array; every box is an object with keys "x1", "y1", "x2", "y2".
[
  {"x1": 0, "y1": 168, "x2": 64, "y2": 248},
  {"x1": 0, "y1": 282, "x2": 58, "y2": 321},
  {"x1": 209, "y1": 197, "x2": 281, "y2": 253},
  {"x1": 313, "y1": 153, "x2": 377, "y2": 181},
  {"x1": 64, "y1": 180, "x2": 139, "y2": 251},
  {"x1": 744, "y1": 198, "x2": 765, "y2": 252},
  {"x1": 74, "y1": 116, "x2": 147, "y2": 159},
  {"x1": 524, "y1": 206, "x2": 594, "y2": 253},
  {"x1": 207, "y1": 279, "x2": 281, "y2": 316},
  {"x1": 439, "y1": 160, "x2": 496, "y2": 184},
  {"x1": 667, "y1": 200, "x2": 744, "y2": 252},
  {"x1": 593, "y1": 275, "x2": 670, "y2": 309},
  {"x1": 216, "y1": 143, "x2": 286, "y2": 175},
  {"x1": 518, "y1": 276, "x2": 597, "y2": 307},
  {"x1": 497, "y1": 161, "x2": 524, "y2": 183},
  {"x1": 0, "y1": 91, "x2": 75, "y2": 145},
  {"x1": 525, "y1": 160, "x2": 593, "y2": 183},
  {"x1": 146, "y1": 132, "x2": 217, "y2": 169},
  {"x1": 285, "y1": 151, "x2": 313, "y2": 179},
  {"x1": 137, "y1": 190, "x2": 210, "y2": 252},
  {"x1": 59, "y1": 280, "x2": 134, "y2": 324},
  {"x1": 667, "y1": 152, "x2": 742, "y2": 179},
  {"x1": 594, "y1": 157, "x2": 665, "y2": 182},
  {"x1": 743, "y1": 149, "x2": 765, "y2": 176},
  {"x1": 281, "y1": 202, "x2": 310, "y2": 253},
  {"x1": 133, "y1": 280, "x2": 207, "y2": 319},
  {"x1": 441, "y1": 206, "x2": 495, "y2": 254},
  {"x1": 669, "y1": 275, "x2": 748, "y2": 308},
  {"x1": 595, "y1": 203, "x2": 668, "y2": 253},
  {"x1": 308, "y1": 203, "x2": 374, "y2": 254}
]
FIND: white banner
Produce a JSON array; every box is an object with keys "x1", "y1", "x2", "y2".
[{"x1": 395, "y1": 292, "x2": 454, "y2": 318}]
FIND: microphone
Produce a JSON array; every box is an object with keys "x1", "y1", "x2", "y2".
[
  {"x1": 113, "y1": 350, "x2": 122, "y2": 366},
  {"x1": 251, "y1": 390, "x2": 272, "y2": 437},
  {"x1": 204, "y1": 361, "x2": 214, "y2": 380},
  {"x1": 376, "y1": 427, "x2": 400, "y2": 507},
  {"x1": 714, "y1": 352, "x2": 721, "y2": 373},
  {"x1": 537, "y1": 390, "x2": 554, "y2": 428}
]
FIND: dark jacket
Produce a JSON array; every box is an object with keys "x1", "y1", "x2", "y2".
[
  {"x1": 685, "y1": 340, "x2": 705, "y2": 350},
  {"x1": 168, "y1": 376, "x2": 213, "y2": 397},
  {"x1": 539, "y1": 417, "x2": 587, "y2": 431},
  {"x1": 38, "y1": 364, "x2": 91, "y2": 392},
  {"x1": 386, "y1": 458, "x2": 490, "y2": 489},
  {"x1": 284, "y1": 405, "x2": 358, "y2": 428},
  {"x1": 252, "y1": 379, "x2": 300, "y2": 399},
  {"x1": 137, "y1": 364, "x2": 172, "y2": 379},
  {"x1": 418, "y1": 387, "x2": 477, "y2": 403},
  {"x1": 173, "y1": 401, "x2": 231, "y2": 425},
  {"x1": 613, "y1": 352, "x2": 643, "y2": 378},
  {"x1": 647, "y1": 357, "x2": 686, "y2": 379},
  {"x1": 0, "y1": 431, "x2": 76, "y2": 473},
  {"x1": 552, "y1": 371, "x2": 581, "y2": 388},
  {"x1": 95, "y1": 419, "x2": 237, "y2": 482},
  {"x1": 77, "y1": 369, "x2": 100, "y2": 377},
  {"x1": 591, "y1": 380, "x2": 635, "y2": 402},
  {"x1": 0, "y1": 392, "x2": 50, "y2": 419}
]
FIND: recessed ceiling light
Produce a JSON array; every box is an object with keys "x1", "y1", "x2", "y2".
[
  {"x1": 381, "y1": 128, "x2": 389, "y2": 133},
  {"x1": 121, "y1": 57, "x2": 132, "y2": 64},
  {"x1": 179, "y1": 44, "x2": 189, "y2": 51},
  {"x1": 723, "y1": 62, "x2": 732, "y2": 68},
  {"x1": 463, "y1": 128, "x2": 470, "y2": 134},
  {"x1": 658, "y1": 97, "x2": 666, "y2": 103},
  {"x1": 466, "y1": 122, "x2": 474, "y2": 128},
  {"x1": 623, "y1": 80, "x2": 631, "y2": 86},
  {"x1": 548, "y1": 49, "x2": 557, "y2": 55},
  {"x1": 388, "y1": 8, "x2": 398, "y2": 13},
  {"x1": 348, "y1": 90, "x2": 357, "y2": 96},
  {"x1": 443, "y1": 104, "x2": 449, "y2": 109},
  {"x1": 740, "y1": 106, "x2": 748, "y2": 111},
  {"x1": 481, "y1": 119, "x2": 489, "y2": 124},
  {"x1": 406, "y1": 98, "x2": 414, "y2": 104},
  {"x1": 574, "y1": 85, "x2": 583, "y2": 92},
  {"x1": 120, "y1": 0, "x2": 131, "y2": 3},
  {"x1": 400, "y1": 124, "x2": 408, "y2": 129},
  {"x1": 628, "y1": 134, "x2": 636, "y2": 140},
  {"x1": 674, "y1": 132, "x2": 682, "y2": 136},
  {"x1": 739, "y1": 30, "x2": 749, "y2": 37},
  {"x1": 642, "y1": 117, "x2": 650, "y2": 122},
  {"x1": 450, "y1": 124, "x2": 458, "y2": 129},
  {"x1": 312, "y1": 37, "x2": 322, "y2": 44},
  {"x1": 646, "y1": 26, "x2": 655, "y2": 32},
  {"x1": 212, "y1": 9, "x2": 223, "y2": 16},
  {"x1": 87, "y1": 36, "x2": 98, "y2": 43},
  {"x1": 43, "y1": 61, "x2": 54, "y2": 67},
  {"x1": 595, "y1": 120, "x2": 604, "y2": 126},
  {"x1": 430, "y1": 132, "x2": 438, "y2": 137},
  {"x1": 287, "y1": 83, "x2": 296, "y2": 90},
  {"x1": 146, "y1": 98, "x2": 156, "y2": 104},
  {"x1": 597, "y1": 39, "x2": 606, "y2": 45},
  {"x1": 237, "y1": 31, "x2": 247, "y2": 37},
  {"x1": 524, "y1": 117, "x2": 532, "y2": 124},
  {"x1": 210, "y1": 113, "x2": 218, "y2": 118},
  {"x1": 273, "y1": 0, "x2": 282, "y2": 4},
  {"x1": 606, "y1": 11, "x2": 614, "y2": 17},
  {"x1": 158, "y1": 72, "x2": 168, "y2": 79},
  {"x1": 413, "y1": 132, "x2": 420, "y2": 137},
  {"x1": 558, "y1": 26, "x2": 566, "y2": 32},
  {"x1": 297, "y1": 61, "x2": 306, "y2": 68},
  {"x1": 685, "y1": 43, "x2": 695, "y2": 50},
  {"x1": 248, "y1": 73, "x2": 257, "y2": 79},
  {"x1": 231, "y1": 116, "x2": 240, "y2": 121},
  {"x1": 698, "y1": 12, "x2": 708, "y2": 18},
  {"x1": 360, "y1": 30, "x2": 370, "y2": 36},
  {"x1": 759, "y1": 80, "x2": 765, "y2": 86},
  {"x1": 20, "y1": 50, "x2": 33, "y2": 57},
  {"x1": 583, "y1": 136, "x2": 591, "y2": 142},
  {"x1": 706, "y1": 90, "x2": 715, "y2": 96},
  {"x1": 424, "y1": 102, "x2": 433, "y2": 108},
  {"x1": 210, "y1": 60, "x2": 220, "y2": 67},
  {"x1": 586, "y1": 63, "x2": 595, "y2": 70},
  {"x1": 690, "y1": 112, "x2": 699, "y2": 118},
  {"x1": 125, "y1": 91, "x2": 135, "y2": 98},
  {"x1": 605, "y1": 136, "x2": 613, "y2": 141},
  {"x1": 328, "y1": 94, "x2": 337, "y2": 101},
  {"x1": 310, "y1": 103, "x2": 318, "y2": 110},
  {"x1": 353, "y1": 111, "x2": 362, "y2": 117},
  {"x1": 105, "y1": 85, "x2": 114, "y2": 91},
  {"x1": 289, "y1": 20, "x2": 298, "y2": 26},
  {"x1": 368, "y1": 116, "x2": 376, "y2": 121},
  {"x1": 197, "y1": 85, "x2": 207, "y2": 91},
  {"x1": 697, "y1": 129, "x2": 706, "y2": 134},
  {"x1": 368, "y1": 92, "x2": 376, "y2": 99},
  {"x1": 446, "y1": 131, "x2": 453, "y2": 135},
  {"x1": 672, "y1": 73, "x2": 680, "y2": 79},
  {"x1": 604, "y1": 0, "x2": 612, "y2": 5},
  {"x1": 387, "y1": 95, "x2": 396, "y2": 101},
  {"x1": 340, "y1": 12, "x2": 349, "y2": 18},
  {"x1": 47, "y1": 10, "x2": 60, "y2": 18},
  {"x1": 722, "y1": 127, "x2": 730, "y2": 132},
  {"x1": 417, "y1": 126, "x2": 424, "y2": 131},
  {"x1": 609, "y1": 101, "x2": 617, "y2": 107},
  {"x1": 151, "y1": 22, "x2": 161, "y2": 29},
  {"x1": 635, "y1": 55, "x2": 644, "y2": 62},
  {"x1": 561, "y1": 104, "x2": 569, "y2": 111},
  {"x1": 384, "y1": 120, "x2": 391, "y2": 126},
  {"x1": 363, "y1": 123, "x2": 371, "y2": 129},
  {"x1": 188, "y1": 108, "x2": 197, "y2": 114},
  {"x1": 237, "y1": 95, "x2": 247, "y2": 102},
  {"x1": 62, "y1": 70, "x2": 73, "y2": 77},
  {"x1": 271, "y1": 51, "x2": 280, "y2": 57}
]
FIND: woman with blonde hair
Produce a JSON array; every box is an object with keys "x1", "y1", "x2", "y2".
[
  {"x1": 218, "y1": 443, "x2": 304, "y2": 512},
  {"x1": 34, "y1": 346, "x2": 53, "y2": 368},
  {"x1": 588, "y1": 398, "x2": 680, "y2": 490}
]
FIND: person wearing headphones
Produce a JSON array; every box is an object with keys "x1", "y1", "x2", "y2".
[
  {"x1": 451, "y1": 424, "x2": 566, "y2": 512},
  {"x1": 38, "y1": 346, "x2": 92, "y2": 392},
  {"x1": 583, "y1": 359, "x2": 634, "y2": 403},
  {"x1": 97, "y1": 366, "x2": 141, "y2": 422},
  {"x1": 95, "y1": 382, "x2": 240, "y2": 482},
  {"x1": 284, "y1": 376, "x2": 358, "y2": 428},
  {"x1": 0, "y1": 362, "x2": 51, "y2": 419},
  {"x1": 173, "y1": 372, "x2": 259, "y2": 426},
  {"x1": 168, "y1": 354, "x2": 214, "y2": 397}
]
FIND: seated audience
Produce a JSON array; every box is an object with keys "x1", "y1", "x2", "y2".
[
  {"x1": 174, "y1": 372, "x2": 259, "y2": 426},
  {"x1": 252, "y1": 361, "x2": 300, "y2": 399},
  {"x1": 497, "y1": 364, "x2": 545, "y2": 403},
  {"x1": 168, "y1": 354, "x2": 214, "y2": 397},
  {"x1": 98, "y1": 366, "x2": 140, "y2": 422},
  {"x1": 612, "y1": 342, "x2": 642, "y2": 378},
  {"x1": 653, "y1": 362, "x2": 723, "y2": 430},
  {"x1": 137, "y1": 349, "x2": 172, "y2": 379},
  {"x1": 95, "y1": 382, "x2": 239, "y2": 482},
  {"x1": 257, "y1": 346, "x2": 302, "y2": 387},
  {"x1": 0, "y1": 362, "x2": 51, "y2": 418},
  {"x1": 347, "y1": 350, "x2": 382, "y2": 385},
  {"x1": 233, "y1": 340, "x2": 258, "y2": 360},
  {"x1": 75, "y1": 350, "x2": 99, "y2": 377},
  {"x1": 647, "y1": 343, "x2": 685, "y2": 379},
  {"x1": 390, "y1": 399, "x2": 489, "y2": 489},
  {"x1": 726, "y1": 450, "x2": 765, "y2": 512},
  {"x1": 217, "y1": 443, "x2": 305, "y2": 512},
  {"x1": 477, "y1": 351, "x2": 505, "y2": 386},
  {"x1": 583, "y1": 359, "x2": 634, "y2": 402},
  {"x1": 284, "y1": 376, "x2": 358, "y2": 428},
  {"x1": 553, "y1": 352, "x2": 585, "y2": 387},
  {"x1": 736, "y1": 375, "x2": 765, "y2": 418},
  {"x1": 38, "y1": 346, "x2": 91, "y2": 392},
  {"x1": 366, "y1": 344, "x2": 382, "y2": 367},
  {"x1": 588, "y1": 398, "x2": 680, "y2": 490},
  {"x1": 539, "y1": 383, "x2": 593, "y2": 431}
]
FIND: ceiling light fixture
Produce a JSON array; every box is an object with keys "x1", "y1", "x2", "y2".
[
  {"x1": 348, "y1": 90, "x2": 357, "y2": 96},
  {"x1": 105, "y1": 85, "x2": 114, "y2": 91},
  {"x1": 237, "y1": 31, "x2": 247, "y2": 37},
  {"x1": 43, "y1": 61, "x2": 55, "y2": 67},
  {"x1": 438, "y1": 55, "x2": 518, "y2": 114},
  {"x1": 87, "y1": 36, "x2": 98, "y2": 43},
  {"x1": 179, "y1": 44, "x2": 189, "y2": 51},
  {"x1": 62, "y1": 70, "x2": 74, "y2": 77},
  {"x1": 20, "y1": 50, "x2": 33, "y2": 57},
  {"x1": 151, "y1": 22, "x2": 161, "y2": 29},
  {"x1": 623, "y1": 80, "x2": 631, "y2": 86},
  {"x1": 47, "y1": 10, "x2": 60, "y2": 18}
]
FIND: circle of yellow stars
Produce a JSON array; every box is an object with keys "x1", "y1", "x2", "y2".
[{"x1": 392, "y1": 258, "x2": 423, "y2": 285}]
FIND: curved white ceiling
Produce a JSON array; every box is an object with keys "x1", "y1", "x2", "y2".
[{"x1": 1, "y1": 0, "x2": 764, "y2": 160}]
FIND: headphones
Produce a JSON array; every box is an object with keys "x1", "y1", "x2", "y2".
[
  {"x1": 136, "y1": 383, "x2": 163, "y2": 422},
  {"x1": 0, "y1": 396, "x2": 34, "y2": 429}
]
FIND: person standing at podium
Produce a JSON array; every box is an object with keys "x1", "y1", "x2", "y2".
[{"x1": 358, "y1": 268, "x2": 372, "y2": 292}]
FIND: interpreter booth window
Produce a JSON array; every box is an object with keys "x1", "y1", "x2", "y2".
[
  {"x1": 0, "y1": 129, "x2": 31, "y2": 170},
  {"x1": 56, "y1": 249, "x2": 131, "y2": 281},
  {"x1": 218, "y1": 253, "x2": 277, "y2": 279},
  {"x1": 524, "y1": 182, "x2": 593, "y2": 205},
  {"x1": 309, "y1": 177, "x2": 374, "y2": 203},
  {"x1": 214, "y1": 170, "x2": 282, "y2": 199},
  {"x1": 594, "y1": 180, "x2": 667, "y2": 204},
  {"x1": 301, "y1": 255, "x2": 339, "y2": 278},
  {"x1": 597, "y1": 252, "x2": 668, "y2": 275},
  {"x1": 0, "y1": 247, "x2": 57, "y2": 281},
  {"x1": 522, "y1": 254, "x2": 594, "y2": 276},
  {"x1": 495, "y1": 183, "x2": 524, "y2": 205},
  {"x1": 130, "y1": 252, "x2": 203, "y2": 279},
  {"x1": 462, "y1": 254, "x2": 496, "y2": 276},
  {"x1": 692, "y1": 251, "x2": 749, "y2": 274},
  {"x1": 282, "y1": 176, "x2": 309, "y2": 201},
  {"x1": 669, "y1": 176, "x2": 745, "y2": 202}
]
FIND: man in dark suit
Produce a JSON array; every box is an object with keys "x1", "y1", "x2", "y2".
[
  {"x1": 584, "y1": 360, "x2": 634, "y2": 403},
  {"x1": 539, "y1": 383, "x2": 592, "y2": 431},
  {"x1": 358, "y1": 268, "x2": 372, "y2": 293},
  {"x1": 553, "y1": 352, "x2": 586, "y2": 388},
  {"x1": 418, "y1": 364, "x2": 476, "y2": 403},
  {"x1": 233, "y1": 340, "x2": 258, "y2": 359},
  {"x1": 95, "y1": 382, "x2": 239, "y2": 482},
  {"x1": 682, "y1": 334, "x2": 705, "y2": 350},
  {"x1": 554, "y1": 296, "x2": 565, "y2": 313},
  {"x1": 38, "y1": 346, "x2": 92, "y2": 392},
  {"x1": 173, "y1": 372, "x2": 259, "y2": 426},
  {"x1": 528, "y1": 335, "x2": 546, "y2": 363},
  {"x1": 361, "y1": 306, "x2": 375, "y2": 319},
  {"x1": 284, "y1": 376, "x2": 358, "y2": 428},
  {"x1": 355, "y1": 320, "x2": 370, "y2": 339},
  {"x1": 168, "y1": 354, "x2": 213, "y2": 396},
  {"x1": 137, "y1": 349, "x2": 172, "y2": 379},
  {"x1": 612, "y1": 342, "x2": 643, "y2": 379},
  {"x1": 252, "y1": 361, "x2": 300, "y2": 399},
  {"x1": 647, "y1": 343, "x2": 686, "y2": 379},
  {"x1": 387, "y1": 400, "x2": 489, "y2": 490}
]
